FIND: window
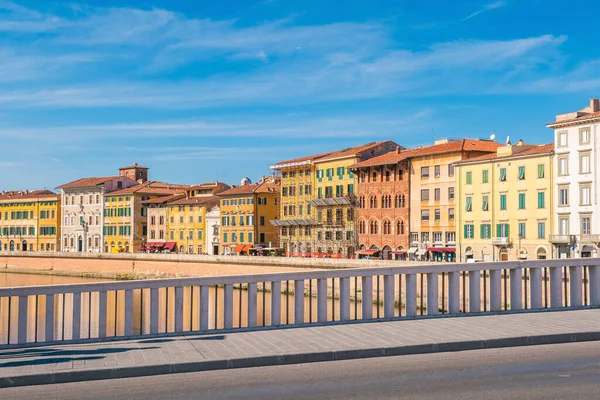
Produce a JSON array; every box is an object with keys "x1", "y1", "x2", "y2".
[
  {"x1": 434, "y1": 188, "x2": 440, "y2": 201},
  {"x1": 385, "y1": 170, "x2": 391, "y2": 182},
  {"x1": 448, "y1": 208, "x2": 454, "y2": 221},
  {"x1": 480, "y1": 224, "x2": 491, "y2": 239},
  {"x1": 580, "y1": 128, "x2": 590, "y2": 145},
  {"x1": 538, "y1": 164, "x2": 545, "y2": 178},
  {"x1": 448, "y1": 187, "x2": 454, "y2": 200},
  {"x1": 421, "y1": 189, "x2": 429, "y2": 201},
  {"x1": 558, "y1": 156, "x2": 568, "y2": 176},
  {"x1": 482, "y1": 195, "x2": 489, "y2": 211},
  {"x1": 580, "y1": 185, "x2": 591, "y2": 206},
  {"x1": 434, "y1": 165, "x2": 440, "y2": 177},
  {"x1": 499, "y1": 168, "x2": 506, "y2": 181},
  {"x1": 582, "y1": 216, "x2": 591, "y2": 235},
  {"x1": 446, "y1": 232, "x2": 455, "y2": 243},
  {"x1": 466, "y1": 171, "x2": 472, "y2": 184},
  {"x1": 464, "y1": 224, "x2": 474, "y2": 239},
  {"x1": 538, "y1": 191, "x2": 545, "y2": 208},
  {"x1": 518, "y1": 166, "x2": 525, "y2": 180},
  {"x1": 559, "y1": 217, "x2": 569, "y2": 235},
  {"x1": 559, "y1": 187, "x2": 569, "y2": 206},
  {"x1": 496, "y1": 223, "x2": 509, "y2": 238},
  {"x1": 260, "y1": 216, "x2": 265, "y2": 226},
  {"x1": 434, "y1": 209, "x2": 440, "y2": 221},
  {"x1": 500, "y1": 194, "x2": 507, "y2": 210},
  {"x1": 580, "y1": 153, "x2": 591, "y2": 174},
  {"x1": 538, "y1": 222, "x2": 545, "y2": 239},
  {"x1": 448, "y1": 164, "x2": 455, "y2": 176},
  {"x1": 518, "y1": 193, "x2": 526, "y2": 209},
  {"x1": 558, "y1": 131, "x2": 567, "y2": 148},
  {"x1": 421, "y1": 210, "x2": 430, "y2": 222},
  {"x1": 433, "y1": 232, "x2": 442, "y2": 243},
  {"x1": 421, "y1": 167, "x2": 430, "y2": 178},
  {"x1": 482, "y1": 170, "x2": 488, "y2": 183},
  {"x1": 518, "y1": 222, "x2": 526, "y2": 239},
  {"x1": 465, "y1": 196, "x2": 472, "y2": 212}
]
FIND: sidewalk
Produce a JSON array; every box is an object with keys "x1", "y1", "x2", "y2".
[{"x1": 1, "y1": 309, "x2": 599, "y2": 388}]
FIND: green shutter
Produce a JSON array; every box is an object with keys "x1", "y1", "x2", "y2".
[
  {"x1": 519, "y1": 193, "x2": 525, "y2": 209},
  {"x1": 496, "y1": 224, "x2": 501, "y2": 237},
  {"x1": 518, "y1": 166, "x2": 525, "y2": 180},
  {"x1": 482, "y1": 170, "x2": 488, "y2": 183},
  {"x1": 500, "y1": 168, "x2": 506, "y2": 181},
  {"x1": 464, "y1": 225, "x2": 468, "y2": 239},
  {"x1": 538, "y1": 192, "x2": 544, "y2": 208},
  {"x1": 466, "y1": 172, "x2": 472, "y2": 184},
  {"x1": 538, "y1": 164, "x2": 544, "y2": 178}
]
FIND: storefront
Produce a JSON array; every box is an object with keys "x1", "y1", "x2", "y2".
[{"x1": 427, "y1": 247, "x2": 456, "y2": 262}]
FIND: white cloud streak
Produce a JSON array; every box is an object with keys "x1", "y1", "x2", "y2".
[{"x1": 462, "y1": 1, "x2": 506, "y2": 21}]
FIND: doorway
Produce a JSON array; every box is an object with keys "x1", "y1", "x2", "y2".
[
  {"x1": 500, "y1": 247, "x2": 508, "y2": 261},
  {"x1": 213, "y1": 245, "x2": 219, "y2": 255},
  {"x1": 22, "y1": 240, "x2": 28, "y2": 251},
  {"x1": 78, "y1": 236, "x2": 83, "y2": 252}
]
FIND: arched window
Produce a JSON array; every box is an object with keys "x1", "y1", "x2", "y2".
[
  {"x1": 396, "y1": 220, "x2": 405, "y2": 235},
  {"x1": 401, "y1": 195, "x2": 406, "y2": 208},
  {"x1": 384, "y1": 195, "x2": 392, "y2": 208},
  {"x1": 383, "y1": 220, "x2": 391, "y2": 234},
  {"x1": 358, "y1": 196, "x2": 365, "y2": 208},
  {"x1": 359, "y1": 220, "x2": 366, "y2": 234},
  {"x1": 369, "y1": 195, "x2": 378, "y2": 208},
  {"x1": 369, "y1": 220, "x2": 378, "y2": 235}
]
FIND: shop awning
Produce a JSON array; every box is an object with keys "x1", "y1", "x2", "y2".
[
  {"x1": 356, "y1": 249, "x2": 379, "y2": 255},
  {"x1": 391, "y1": 250, "x2": 406, "y2": 255},
  {"x1": 408, "y1": 247, "x2": 418, "y2": 254},
  {"x1": 427, "y1": 247, "x2": 456, "y2": 253},
  {"x1": 163, "y1": 242, "x2": 177, "y2": 251},
  {"x1": 234, "y1": 244, "x2": 245, "y2": 252},
  {"x1": 146, "y1": 242, "x2": 164, "y2": 248},
  {"x1": 416, "y1": 249, "x2": 427, "y2": 256}
]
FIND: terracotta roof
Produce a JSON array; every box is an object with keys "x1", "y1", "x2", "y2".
[
  {"x1": 106, "y1": 181, "x2": 186, "y2": 196},
  {"x1": 141, "y1": 194, "x2": 186, "y2": 205},
  {"x1": 119, "y1": 164, "x2": 148, "y2": 170},
  {"x1": 0, "y1": 190, "x2": 60, "y2": 202},
  {"x1": 255, "y1": 181, "x2": 280, "y2": 194},
  {"x1": 188, "y1": 182, "x2": 230, "y2": 190},
  {"x1": 454, "y1": 143, "x2": 554, "y2": 164},
  {"x1": 56, "y1": 176, "x2": 122, "y2": 189},
  {"x1": 218, "y1": 181, "x2": 279, "y2": 197},
  {"x1": 547, "y1": 111, "x2": 600, "y2": 126},
  {"x1": 273, "y1": 150, "x2": 337, "y2": 167},
  {"x1": 315, "y1": 141, "x2": 395, "y2": 163},
  {"x1": 168, "y1": 196, "x2": 220, "y2": 208},
  {"x1": 351, "y1": 139, "x2": 500, "y2": 169}
]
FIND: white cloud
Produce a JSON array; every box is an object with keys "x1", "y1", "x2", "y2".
[{"x1": 462, "y1": 1, "x2": 506, "y2": 21}]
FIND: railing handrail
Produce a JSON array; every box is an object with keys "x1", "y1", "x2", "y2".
[{"x1": 1, "y1": 258, "x2": 597, "y2": 297}]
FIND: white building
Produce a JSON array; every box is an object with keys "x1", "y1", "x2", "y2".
[
  {"x1": 547, "y1": 98, "x2": 600, "y2": 258},
  {"x1": 57, "y1": 176, "x2": 137, "y2": 252},
  {"x1": 205, "y1": 205, "x2": 221, "y2": 255}
]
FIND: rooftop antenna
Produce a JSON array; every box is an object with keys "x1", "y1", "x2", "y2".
[
  {"x1": 506, "y1": 135, "x2": 511, "y2": 145},
  {"x1": 489, "y1": 129, "x2": 496, "y2": 141}
]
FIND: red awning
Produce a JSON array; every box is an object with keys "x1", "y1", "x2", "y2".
[
  {"x1": 427, "y1": 247, "x2": 456, "y2": 253},
  {"x1": 234, "y1": 244, "x2": 245, "y2": 252},
  {"x1": 163, "y1": 242, "x2": 177, "y2": 251},
  {"x1": 357, "y1": 249, "x2": 379, "y2": 255},
  {"x1": 242, "y1": 244, "x2": 252, "y2": 252},
  {"x1": 391, "y1": 251, "x2": 406, "y2": 255},
  {"x1": 146, "y1": 242, "x2": 164, "y2": 248}
]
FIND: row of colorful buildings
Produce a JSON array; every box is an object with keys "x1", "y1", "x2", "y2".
[{"x1": 1, "y1": 98, "x2": 599, "y2": 261}]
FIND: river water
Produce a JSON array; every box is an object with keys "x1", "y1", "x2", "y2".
[{"x1": 0, "y1": 272, "x2": 387, "y2": 344}]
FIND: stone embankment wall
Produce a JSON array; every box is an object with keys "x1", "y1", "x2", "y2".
[{"x1": 0, "y1": 252, "x2": 430, "y2": 279}]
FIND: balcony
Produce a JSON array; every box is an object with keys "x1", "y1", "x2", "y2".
[
  {"x1": 549, "y1": 235, "x2": 576, "y2": 244},
  {"x1": 491, "y1": 237, "x2": 510, "y2": 246},
  {"x1": 579, "y1": 234, "x2": 600, "y2": 243}
]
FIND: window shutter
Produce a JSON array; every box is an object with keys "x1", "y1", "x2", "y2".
[{"x1": 464, "y1": 225, "x2": 468, "y2": 239}]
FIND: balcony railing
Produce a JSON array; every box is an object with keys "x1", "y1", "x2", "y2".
[
  {"x1": 580, "y1": 234, "x2": 600, "y2": 243},
  {"x1": 491, "y1": 237, "x2": 510, "y2": 245},
  {"x1": 549, "y1": 235, "x2": 576, "y2": 244}
]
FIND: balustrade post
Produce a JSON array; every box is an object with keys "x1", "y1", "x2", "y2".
[
  {"x1": 18, "y1": 295, "x2": 28, "y2": 344},
  {"x1": 99, "y1": 290, "x2": 108, "y2": 338},
  {"x1": 490, "y1": 269, "x2": 502, "y2": 311},
  {"x1": 175, "y1": 286, "x2": 184, "y2": 332},
  {"x1": 448, "y1": 272, "x2": 460, "y2": 314},
  {"x1": 294, "y1": 280, "x2": 305, "y2": 325},
  {"x1": 247, "y1": 283, "x2": 257, "y2": 328},
  {"x1": 426, "y1": 273, "x2": 438, "y2": 316},
  {"x1": 405, "y1": 274, "x2": 417, "y2": 317},
  {"x1": 590, "y1": 265, "x2": 600, "y2": 307},
  {"x1": 361, "y1": 276, "x2": 373, "y2": 319},
  {"x1": 530, "y1": 268, "x2": 543, "y2": 309},
  {"x1": 469, "y1": 271, "x2": 481, "y2": 313},
  {"x1": 340, "y1": 277, "x2": 350, "y2": 321},
  {"x1": 317, "y1": 278, "x2": 328, "y2": 323},
  {"x1": 550, "y1": 266, "x2": 563, "y2": 308},
  {"x1": 45, "y1": 294, "x2": 55, "y2": 342},
  {"x1": 569, "y1": 266, "x2": 582, "y2": 307},
  {"x1": 200, "y1": 285, "x2": 209, "y2": 331},
  {"x1": 124, "y1": 289, "x2": 133, "y2": 336},
  {"x1": 510, "y1": 267, "x2": 523, "y2": 311},
  {"x1": 149, "y1": 288, "x2": 158, "y2": 334},
  {"x1": 223, "y1": 284, "x2": 233, "y2": 329},
  {"x1": 271, "y1": 281, "x2": 282, "y2": 326},
  {"x1": 72, "y1": 292, "x2": 81, "y2": 340},
  {"x1": 384, "y1": 275, "x2": 395, "y2": 318}
]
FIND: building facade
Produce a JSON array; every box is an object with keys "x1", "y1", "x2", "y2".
[
  {"x1": 205, "y1": 204, "x2": 221, "y2": 255},
  {"x1": 351, "y1": 147, "x2": 414, "y2": 259},
  {"x1": 547, "y1": 98, "x2": 600, "y2": 258},
  {"x1": 455, "y1": 142, "x2": 554, "y2": 262},
  {"x1": 218, "y1": 177, "x2": 280, "y2": 255},
  {"x1": 0, "y1": 190, "x2": 61, "y2": 252},
  {"x1": 408, "y1": 139, "x2": 501, "y2": 262},
  {"x1": 167, "y1": 196, "x2": 218, "y2": 254}
]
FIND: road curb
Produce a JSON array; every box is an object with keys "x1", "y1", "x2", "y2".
[{"x1": 1, "y1": 331, "x2": 599, "y2": 388}]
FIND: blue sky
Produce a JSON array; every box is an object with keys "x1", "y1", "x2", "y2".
[{"x1": 2, "y1": 0, "x2": 599, "y2": 190}]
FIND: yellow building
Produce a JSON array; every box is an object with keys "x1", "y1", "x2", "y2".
[
  {"x1": 270, "y1": 141, "x2": 397, "y2": 258},
  {"x1": 0, "y1": 190, "x2": 61, "y2": 252},
  {"x1": 455, "y1": 141, "x2": 554, "y2": 262},
  {"x1": 218, "y1": 177, "x2": 280, "y2": 255},
  {"x1": 103, "y1": 182, "x2": 184, "y2": 253},
  {"x1": 408, "y1": 139, "x2": 501, "y2": 262}
]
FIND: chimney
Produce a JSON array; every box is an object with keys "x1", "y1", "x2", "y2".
[
  {"x1": 396, "y1": 146, "x2": 401, "y2": 154},
  {"x1": 516, "y1": 139, "x2": 524, "y2": 146},
  {"x1": 591, "y1": 98, "x2": 600, "y2": 113}
]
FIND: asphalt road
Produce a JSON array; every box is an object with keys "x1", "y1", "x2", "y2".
[{"x1": 3, "y1": 341, "x2": 600, "y2": 400}]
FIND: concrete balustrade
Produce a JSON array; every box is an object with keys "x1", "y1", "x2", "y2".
[{"x1": 0, "y1": 259, "x2": 599, "y2": 347}]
